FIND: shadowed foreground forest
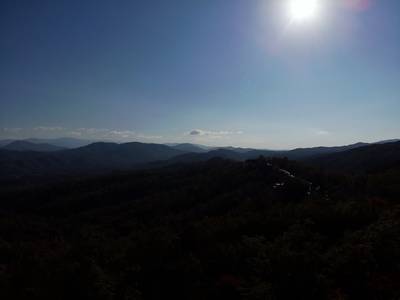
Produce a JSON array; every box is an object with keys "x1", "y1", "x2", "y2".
[{"x1": 1, "y1": 156, "x2": 400, "y2": 299}]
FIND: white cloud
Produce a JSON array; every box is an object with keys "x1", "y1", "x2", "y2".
[
  {"x1": 189, "y1": 129, "x2": 203, "y2": 136},
  {"x1": 0, "y1": 126, "x2": 162, "y2": 142},
  {"x1": 2, "y1": 127, "x2": 23, "y2": 133},
  {"x1": 70, "y1": 128, "x2": 162, "y2": 140},
  {"x1": 34, "y1": 126, "x2": 64, "y2": 131},
  {"x1": 188, "y1": 129, "x2": 243, "y2": 137}
]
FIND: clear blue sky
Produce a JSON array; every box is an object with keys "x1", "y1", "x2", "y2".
[{"x1": 0, "y1": 0, "x2": 399, "y2": 149}]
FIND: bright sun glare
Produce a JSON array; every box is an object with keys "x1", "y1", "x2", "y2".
[{"x1": 288, "y1": 0, "x2": 319, "y2": 22}]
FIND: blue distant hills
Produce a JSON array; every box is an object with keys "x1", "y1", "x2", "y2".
[{"x1": 0, "y1": 137, "x2": 399, "y2": 182}]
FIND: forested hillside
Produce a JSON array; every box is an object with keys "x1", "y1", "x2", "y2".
[{"x1": 1, "y1": 157, "x2": 399, "y2": 299}]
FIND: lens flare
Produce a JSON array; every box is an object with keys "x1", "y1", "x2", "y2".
[{"x1": 288, "y1": 0, "x2": 319, "y2": 22}]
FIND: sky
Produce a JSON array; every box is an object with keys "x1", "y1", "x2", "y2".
[{"x1": 0, "y1": 0, "x2": 399, "y2": 149}]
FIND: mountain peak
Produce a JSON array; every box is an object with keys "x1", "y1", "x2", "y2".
[{"x1": 3, "y1": 140, "x2": 66, "y2": 152}]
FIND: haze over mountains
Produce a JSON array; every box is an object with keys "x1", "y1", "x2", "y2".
[
  {"x1": 3, "y1": 140, "x2": 66, "y2": 152},
  {"x1": 0, "y1": 137, "x2": 399, "y2": 182},
  {"x1": 1, "y1": 137, "x2": 94, "y2": 149},
  {"x1": 1, "y1": 137, "x2": 398, "y2": 152}
]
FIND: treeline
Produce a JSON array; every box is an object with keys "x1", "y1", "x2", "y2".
[{"x1": 0, "y1": 157, "x2": 399, "y2": 299}]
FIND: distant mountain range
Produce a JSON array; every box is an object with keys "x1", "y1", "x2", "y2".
[
  {"x1": 0, "y1": 137, "x2": 94, "y2": 149},
  {"x1": 0, "y1": 138, "x2": 399, "y2": 181},
  {"x1": 308, "y1": 141, "x2": 400, "y2": 173},
  {"x1": 0, "y1": 139, "x2": 14, "y2": 147},
  {"x1": 3, "y1": 140, "x2": 66, "y2": 152},
  {"x1": 0, "y1": 137, "x2": 398, "y2": 153},
  {"x1": 169, "y1": 143, "x2": 208, "y2": 153},
  {"x1": 0, "y1": 141, "x2": 185, "y2": 180},
  {"x1": 160, "y1": 141, "x2": 400, "y2": 169}
]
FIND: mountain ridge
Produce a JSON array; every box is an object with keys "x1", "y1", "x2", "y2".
[
  {"x1": 3, "y1": 140, "x2": 66, "y2": 152},
  {"x1": 0, "y1": 139, "x2": 399, "y2": 181}
]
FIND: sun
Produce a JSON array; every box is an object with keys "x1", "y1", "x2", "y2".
[{"x1": 288, "y1": 0, "x2": 319, "y2": 22}]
